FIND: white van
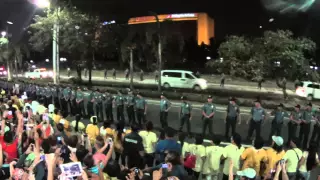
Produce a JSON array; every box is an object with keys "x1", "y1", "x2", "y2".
[
  {"x1": 161, "y1": 70, "x2": 208, "y2": 91},
  {"x1": 296, "y1": 81, "x2": 320, "y2": 100}
]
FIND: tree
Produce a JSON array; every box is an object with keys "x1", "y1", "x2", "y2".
[
  {"x1": 29, "y1": 6, "x2": 107, "y2": 84},
  {"x1": 206, "y1": 30, "x2": 316, "y2": 81}
]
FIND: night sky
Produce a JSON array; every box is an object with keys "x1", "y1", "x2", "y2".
[{"x1": 1, "y1": 0, "x2": 320, "y2": 45}]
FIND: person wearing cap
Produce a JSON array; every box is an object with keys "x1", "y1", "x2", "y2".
[
  {"x1": 75, "y1": 87, "x2": 85, "y2": 117},
  {"x1": 288, "y1": 104, "x2": 302, "y2": 146},
  {"x1": 269, "y1": 103, "x2": 289, "y2": 142},
  {"x1": 92, "y1": 89, "x2": 103, "y2": 122},
  {"x1": 83, "y1": 87, "x2": 93, "y2": 117},
  {"x1": 247, "y1": 100, "x2": 266, "y2": 140},
  {"x1": 103, "y1": 90, "x2": 114, "y2": 122},
  {"x1": 179, "y1": 96, "x2": 192, "y2": 134},
  {"x1": 160, "y1": 93, "x2": 171, "y2": 128},
  {"x1": 135, "y1": 92, "x2": 147, "y2": 125},
  {"x1": 113, "y1": 90, "x2": 125, "y2": 122},
  {"x1": 35, "y1": 85, "x2": 40, "y2": 101},
  {"x1": 44, "y1": 84, "x2": 52, "y2": 107},
  {"x1": 70, "y1": 87, "x2": 77, "y2": 115},
  {"x1": 299, "y1": 103, "x2": 314, "y2": 149},
  {"x1": 202, "y1": 95, "x2": 216, "y2": 136},
  {"x1": 51, "y1": 85, "x2": 59, "y2": 109},
  {"x1": 263, "y1": 136, "x2": 285, "y2": 178},
  {"x1": 310, "y1": 108, "x2": 320, "y2": 145},
  {"x1": 225, "y1": 97, "x2": 240, "y2": 139},
  {"x1": 125, "y1": 90, "x2": 136, "y2": 124},
  {"x1": 283, "y1": 137, "x2": 303, "y2": 179},
  {"x1": 61, "y1": 86, "x2": 71, "y2": 115},
  {"x1": 236, "y1": 168, "x2": 256, "y2": 180}
]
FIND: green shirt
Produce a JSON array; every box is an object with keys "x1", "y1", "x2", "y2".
[
  {"x1": 202, "y1": 103, "x2": 216, "y2": 116},
  {"x1": 45, "y1": 87, "x2": 52, "y2": 97},
  {"x1": 126, "y1": 95, "x2": 136, "y2": 106},
  {"x1": 93, "y1": 91, "x2": 102, "y2": 103},
  {"x1": 160, "y1": 99, "x2": 171, "y2": 112},
  {"x1": 39, "y1": 87, "x2": 45, "y2": 96},
  {"x1": 83, "y1": 91, "x2": 92, "y2": 102},
  {"x1": 251, "y1": 107, "x2": 266, "y2": 122},
  {"x1": 302, "y1": 110, "x2": 313, "y2": 123},
  {"x1": 227, "y1": 104, "x2": 239, "y2": 117},
  {"x1": 181, "y1": 102, "x2": 192, "y2": 115},
  {"x1": 290, "y1": 111, "x2": 302, "y2": 124},
  {"x1": 63, "y1": 88, "x2": 71, "y2": 100},
  {"x1": 136, "y1": 98, "x2": 147, "y2": 110},
  {"x1": 272, "y1": 110, "x2": 289, "y2": 123},
  {"x1": 76, "y1": 91, "x2": 84, "y2": 101},
  {"x1": 115, "y1": 95, "x2": 124, "y2": 106},
  {"x1": 70, "y1": 90, "x2": 76, "y2": 100},
  {"x1": 103, "y1": 94, "x2": 113, "y2": 105}
]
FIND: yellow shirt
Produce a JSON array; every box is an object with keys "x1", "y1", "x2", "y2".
[
  {"x1": 264, "y1": 148, "x2": 285, "y2": 176},
  {"x1": 299, "y1": 151, "x2": 318, "y2": 172},
  {"x1": 222, "y1": 144, "x2": 245, "y2": 175},
  {"x1": 100, "y1": 127, "x2": 114, "y2": 138},
  {"x1": 86, "y1": 124, "x2": 99, "y2": 142},
  {"x1": 37, "y1": 105, "x2": 47, "y2": 115},
  {"x1": 283, "y1": 148, "x2": 303, "y2": 173},
  {"x1": 59, "y1": 118, "x2": 70, "y2": 130},
  {"x1": 138, "y1": 130, "x2": 157, "y2": 154},
  {"x1": 202, "y1": 145, "x2": 223, "y2": 174},
  {"x1": 241, "y1": 147, "x2": 267, "y2": 175},
  {"x1": 71, "y1": 120, "x2": 86, "y2": 132},
  {"x1": 189, "y1": 144, "x2": 206, "y2": 172},
  {"x1": 178, "y1": 141, "x2": 190, "y2": 158},
  {"x1": 53, "y1": 114, "x2": 62, "y2": 124}
]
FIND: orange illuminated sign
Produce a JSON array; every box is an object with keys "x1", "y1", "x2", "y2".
[{"x1": 128, "y1": 13, "x2": 198, "y2": 24}]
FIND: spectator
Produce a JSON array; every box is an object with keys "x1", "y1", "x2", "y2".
[
  {"x1": 221, "y1": 133, "x2": 245, "y2": 180},
  {"x1": 113, "y1": 122, "x2": 125, "y2": 165},
  {"x1": 139, "y1": 121, "x2": 157, "y2": 167},
  {"x1": 36, "y1": 98, "x2": 47, "y2": 115},
  {"x1": 123, "y1": 123, "x2": 144, "y2": 169},
  {"x1": 298, "y1": 142, "x2": 319, "y2": 180},
  {"x1": 189, "y1": 135, "x2": 206, "y2": 179},
  {"x1": 264, "y1": 136, "x2": 285, "y2": 178},
  {"x1": 86, "y1": 116, "x2": 99, "y2": 144},
  {"x1": 71, "y1": 114, "x2": 85, "y2": 133},
  {"x1": 178, "y1": 132, "x2": 190, "y2": 159},
  {"x1": 100, "y1": 120, "x2": 114, "y2": 138},
  {"x1": 283, "y1": 137, "x2": 302, "y2": 179},
  {"x1": 52, "y1": 109, "x2": 62, "y2": 125},
  {"x1": 202, "y1": 135, "x2": 223, "y2": 180},
  {"x1": 155, "y1": 128, "x2": 181, "y2": 163}
]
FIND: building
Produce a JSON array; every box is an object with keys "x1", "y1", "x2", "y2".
[{"x1": 128, "y1": 13, "x2": 215, "y2": 45}]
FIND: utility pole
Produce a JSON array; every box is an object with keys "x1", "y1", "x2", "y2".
[
  {"x1": 129, "y1": 47, "x2": 134, "y2": 90},
  {"x1": 149, "y1": 11, "x2": 162, "y2": 92}
]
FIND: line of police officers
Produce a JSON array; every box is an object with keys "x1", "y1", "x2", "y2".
[{"x1": 3, "y1": 81, "x2": 320, "y2": 149}]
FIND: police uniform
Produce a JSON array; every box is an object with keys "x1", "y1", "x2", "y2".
[
  {"x1": 92, "y1": 89, "x2": 103, "y2": 121},
  {"x1": 179, "y1": 96, "x2": 192, "y2": 134},
  {"x1": 269, "y1": 104, "x2": 288, "y2": 141},
  {"x1": 76, "y1": 88, "x2": 85, "y2": 116},
  {"x1": 311, "y1": 109, "x2": 320, "y2": 146},
  {"x1": 160, "y1": 94, "x2": 171, "y2": 128},
  {"x1": 70, "y1": 88, "x2": 77, "y2": 115},
  {"x1": 62, "y1": 87, "x2": 71, "y2": 114},
  {"x1": 225, "y1": 98, "x2": 240, "y2": 138},
  {"x1": 31, "y1": 84, "x2": 37, "y2": 100},
  {"x1": 135, "y1": 93, "x2": 147, "y2": 125},
  {"x1": 103, "y1": 92, "x2": 114, "y2": 122},
  {"x1": 126, "y1": 91, "x2": 136, "y2": 124},
  {"x1": 51, "y1": 86, "x2": 59, "y2": 108},
  {"x1": 83, "y1": 89, "x2": 93, "y2": 117},
  {"x1": 114, "y1": 91, "x2": 125, "y2": 122},
  {"x1": 247, "y1": 102, "x2": 266, "y2": 140},
  {"x1": 288, "y1": 105, "x2": 302, "y2": 145},
  {"x1": 299, "y1": 103, "x2": 314, "y2": 149},
  {"x1": 44, "y1": 86, "x2": 52, "y2": 107},
  {"x1": 202, "y1": 96, "x2": 216, "y2": 136}
]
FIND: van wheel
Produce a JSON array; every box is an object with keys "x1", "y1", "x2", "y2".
[
  {"x1": 163, "y1": 83, "x2": 170, "y2": 89},
  {"x1": 307, "y1": 94, "x2": 313, "y2": 101},
  {"x1": 193, "y1": 85, "x2": 201, "y2": 91}
]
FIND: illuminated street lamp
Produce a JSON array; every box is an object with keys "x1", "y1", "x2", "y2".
[
  {"x1": 6, "y1": 21, "x2": 13, "y2": 25},
  {"x1": 269, "y1": 18, "x2": 274, "y2": 22},
  {"x1": 1, "y1": 31, "x2": 6, "y2": 38},
  {"x1": 34, "y1": 0, "x2": 50, "y2": 8},
  {"x1": 206, "y1": 56, "x2": 211, "y2": 60},
  {"x1": 45, "y1": 59, "x2": 49, "y2": 62},
  {"x1": 30, "y1": 60, "x2": 34, "y2": 63}
]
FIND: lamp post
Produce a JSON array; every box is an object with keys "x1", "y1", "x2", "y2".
[{"x1": 34, "y1": 0, "x2": 59, "y2": 84}]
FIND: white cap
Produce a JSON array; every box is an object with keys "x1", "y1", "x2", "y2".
[
  {"x1": 237, "y1": 168, "x2": 256, "y2": 178},
  {"x1": 272, "y1": 136, "x2": 284, "y2": 146}
]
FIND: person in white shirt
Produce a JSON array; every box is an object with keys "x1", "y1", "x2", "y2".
[
  {"x1": 202, "y1": 135, "x2": 223, "y2": 180},
  {"x1": 298, "y1": 142, "x2": 319, "y2": 180},
  {"x1": 283, "y1": 137, "x2": 303, "y2": 179},
  {"x1": 222, "y1": 133, "x2": 245, "y2": 180},
  {"x1": 189, "y1": 135, "x2": 206, "y2": 179},
  {"x1": 138, "y1": 121, "x2": 157, "y2": 167}
]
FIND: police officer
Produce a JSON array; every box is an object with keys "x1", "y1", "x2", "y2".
[
  {"x1": 51, "y1": 85, "x2": 59, "y2": 108},
  {"x1": 311, "y1": 108, "x2": 320, "y2": 146},
  {"x1": 126, "y1": 90, "x2": 136, "y2": 124},
  {"x1": 92, "y1": 89, "x2": 103, "y2": 121},
  {"x1": 112, "y1": 68, "x2": 116, "y2": 79},
  {"x1": 300, "y1": 103, "x2": 314, "y2": 149},
  {"x1": 83, "y1": 87, "x2": 92, "y2": 117},
  {"x1": 160, "y1": 93, "x2": 171, "y2": 128},
  {"x1": 114, "y1": 90, "x2": 125, "y2": 122},
  {"x1": 45, "y1": 84, "x2": 53, "y2": 107},
  {"x1": 70, "y1": 87, "x2": 77, "y2": 115},
  {"x1": 288, "y1": 104, "x2": 302, "y2": 145},
  {"x1": 269, "y1": 103, "x2": 288, "y2": 142},
  {"x1": 76, "y1": 87, "x2": 85, "y2": 117},
  {"x1": 125, "y1": 68, "x2": 129, "y2": 80},
  {"x1": 202, "y1": 95, "x2": 216, "y2": 136},
  {"x1": 247, "y1": 100, "x2": 266, "y2": 140},
  {"x1": 179, "y1": 96, "x2": 192, "y2": 134},
  {"x1": 36, "y1": 85, "x2": 41, "y2": 100},
  {"x1": 103, "y1": 90, "x2": 114, "y2": 122},
  {"x1": 31, "y1": 83, "x2": 37, "y2": 100},
  {"x1": 61, "y1": 86, "x2": 70, "y2": 114},
  {"x1": 135, "y1": 92, "x2": 147, "y2": 125},
  {"x1": 225, "y1": 97, "x2": 240, "y2": 139}
]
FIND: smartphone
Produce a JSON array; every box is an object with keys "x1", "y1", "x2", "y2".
[
  {"x1": 123, "y1": 128, "x2": 126, "y2": 133},
  {"x1": 108, "y1": 138, "x2": 113, "y2": 144},
  {"x1": 280, "y1": 159, "x2": 285, "y2": 165},
  {"x1": 134, "y1": 168, "x2": 139, "y2": 175},
  {"x1": 40, "y1": 155, "x2": 46, "y2": 161},
  {"x1": 8, "y1": 111, "x2": 12, "y2": 115},
  {"x1": 161, "y1": 164, "x2": 168, "y2": 169}
]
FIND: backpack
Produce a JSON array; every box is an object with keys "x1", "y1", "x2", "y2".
[{"x1": 184, "y1": 146, "x2": 197, "y2": 169}]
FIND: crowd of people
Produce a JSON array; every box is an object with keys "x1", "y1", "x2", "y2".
[{"x1": 0, "y1": 81, "x2": 320, "y2": 180}]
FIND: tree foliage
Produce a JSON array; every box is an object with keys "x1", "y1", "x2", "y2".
[{"x1": 206, "y1": 30, "x2": 316, "y2": 80}]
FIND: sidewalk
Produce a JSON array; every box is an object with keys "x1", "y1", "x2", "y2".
[{"x1": 59, "y1": 71, "x2": 295, "y2": 96}]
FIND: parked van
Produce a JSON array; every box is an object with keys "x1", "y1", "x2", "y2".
[
  {"x1": 296, "y1": 81, "x2": 320, "y2": 100},
  {"x1": 161, "y1": 70, "x2": 208, "y2": 91}
]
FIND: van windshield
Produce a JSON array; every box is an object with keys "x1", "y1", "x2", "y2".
[
  {"x1": 186, "y1": 73, "x2": 197, "y2": 79},
  {"x1": 191, "y1": 72, "x2": 200, "y2": 78}
]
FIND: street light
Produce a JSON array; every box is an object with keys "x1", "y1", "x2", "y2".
[
  {"x1": 269, "y1": 18, "x2": 274, "y2": 22},
  {"x1": 45, "y1": 59, "x2": 49, "y2": 62},
  {"x1": 1, "y1": 31, "x2": 6, "y2": 37},
  {"x1": 30, "y1": 60, "x2": 34, "y2": 63},
  {"x1": 6, "y1": 21, "x2": 13, "y2": 25},
  {"x1": 34, "y1": 0, "x2": 50, "y2": 8}
]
